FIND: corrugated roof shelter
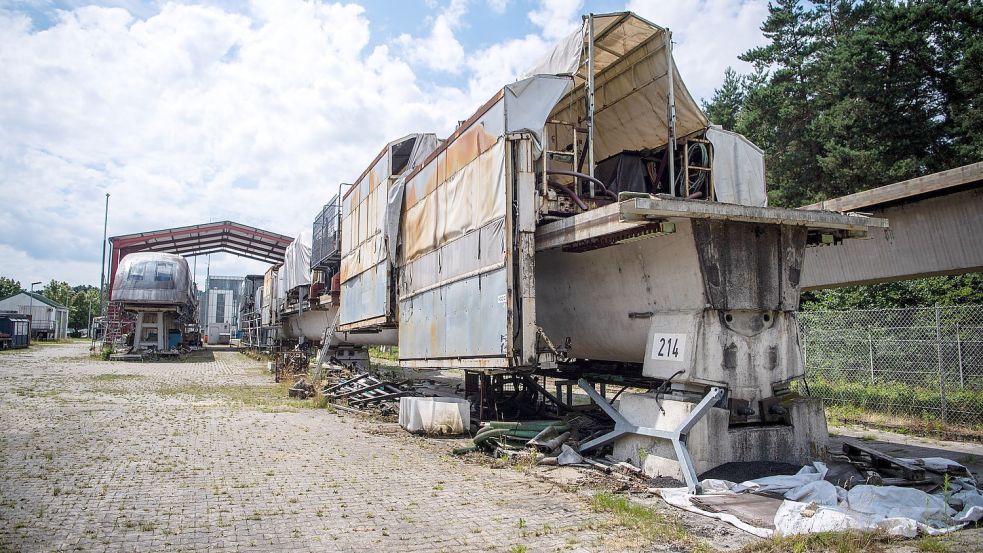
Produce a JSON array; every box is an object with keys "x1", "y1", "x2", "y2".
[{"x1": 0, "y1": 291, "x2": 69, "y2": 340}]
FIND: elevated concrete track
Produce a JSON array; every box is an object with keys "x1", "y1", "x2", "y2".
[{"x1": 800, "y1": 162, "x2": 983, "y2": 290}]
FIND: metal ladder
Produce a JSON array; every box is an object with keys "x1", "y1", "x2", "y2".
[{"x1": 311, "y1": 311, "x2": 340, "y2": 378}]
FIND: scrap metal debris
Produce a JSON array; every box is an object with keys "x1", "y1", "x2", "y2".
[{"x1": 288, "y1": 378, "x2": 314, "y2": 399}]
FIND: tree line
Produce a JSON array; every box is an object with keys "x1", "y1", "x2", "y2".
[{"x1": 702, "y1": 0, "x2": 982, "y2": 309}]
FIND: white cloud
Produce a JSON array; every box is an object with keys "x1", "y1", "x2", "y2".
[
  {"x1": 0, "y1": 0, "x2": 769, "y2": 289},
  {"x1": 528, "y1": 0, "x2": 581, "y2": 41},
  {"x1": 394, "y1": 0, "x2": 468, "y2": 73},
  {"x1": 0, "y1": 0, "x2": 472, "y2": 286},
  {"x1": 486, "y1": 0, "x2": 509, "y2": 13},
  {"x1": 626, "y1": 0, "x2": 769, "y2": 102}
]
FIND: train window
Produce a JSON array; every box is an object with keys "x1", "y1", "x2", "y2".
[
  {"x1": 127, "y1": 262, "x2": 147, "y2": 281},
  {"x1": 155, "y1": 262, "x2": 173, "y2": 282}
]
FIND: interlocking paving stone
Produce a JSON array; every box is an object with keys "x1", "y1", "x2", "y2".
[{"x1": 0, "y1": 343, "x2": 623, "y2": 552}]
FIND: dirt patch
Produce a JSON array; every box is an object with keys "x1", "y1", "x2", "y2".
[{"x1": 699, "y1": 461, "x2": 802, "y2": 483}]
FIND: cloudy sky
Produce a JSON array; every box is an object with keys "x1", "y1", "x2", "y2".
[{"x1": 0, "y1": 0, "x2": 770, "y2": 289}]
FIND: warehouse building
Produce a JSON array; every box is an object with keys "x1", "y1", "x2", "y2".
[{"x1": 0, "y1": 292, "x2": 69, "y2": 340}]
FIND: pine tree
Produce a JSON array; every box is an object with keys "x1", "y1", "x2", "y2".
[{"x1": 702, "y1": 67, "x2": 746, "y2": 130}]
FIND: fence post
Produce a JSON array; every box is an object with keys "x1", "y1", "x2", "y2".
[
  {"x1": 956, "y1": 323, "x2": 964, "y2": 389},
  {"x1": 867, "y1": 331, "x2": 875, "y2": 383},
  {"x1": 935, "y1": 305, "x2": 947, "y2": 423}
]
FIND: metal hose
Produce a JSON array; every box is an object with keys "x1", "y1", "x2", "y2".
[
  {"x1": 546, "y1": 181, "x2": 589, "y2": 210},
  {"x1": 546, "y1": 169, "x2": 618, "y2": 201}
]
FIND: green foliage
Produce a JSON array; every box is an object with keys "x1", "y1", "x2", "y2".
[
  {"x1": 68, "y1": 286, "x2": 100, "y2": 333},
  {"x1": 0, "y1": 276, "x2": 21, "y2": 298},
  {"x1": 40, "y1": 280, "x2": 72, "y2": 308},
  {"x1": 705, "y1": 0, "x2": 983, "y2": 208},
  {"x1": 591, "y1": 493, "x2": 700, "y2": 548},
  {"x1": 801, "y1": 273, "x2": 983, "y2": 310},
  {"x1": 809, "y1": 376, "x2": 983, "y2": 428},
  {"x1": 702, "y1": 67, "x2": 747, "y2": 131},
  {"x1": 740, "y1": 530, "x2": 893, "y2": 553}
]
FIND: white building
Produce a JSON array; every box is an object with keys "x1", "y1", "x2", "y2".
[{"x1": 0, "y1": 291, "x2": 69, "y2": 340}]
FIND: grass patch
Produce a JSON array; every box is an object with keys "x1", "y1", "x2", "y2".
[
  {"x1": 916, "y1": 536, "x2": 950, "y2": 553},
  {"x1": 368, "y1": 346, "x2": 398, "y2": 361},
  {"x1": 810, "y1": 377, "x2": 983, "y2": 441},
  {"x1": 28, "y1": 340, "x2": 75, "y2": 347},
  {"x1": 740, "y1": 531, "x2": 894, "y2": 553},
  {"x1": 152, "y1": 381, "x2": 311, "y2": 410},
  {"x1": 591, "y1": 493, "x2": 707, "y2": 551},
  {"x1": 91, "y1": 373, "x2": 145, "y2": 382}
]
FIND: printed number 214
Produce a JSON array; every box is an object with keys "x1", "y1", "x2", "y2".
[
  {"x1": 658, "y1": 337, "x2": 680, "y2": 358},
  {"x1": 651, "y1": 333, "x2": 686, "y2": 361}
]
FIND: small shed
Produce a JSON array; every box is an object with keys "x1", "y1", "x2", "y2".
[
  {"x1": 0, "y1": 313, "x2": 31, "y2": 349},
  {"x1": 0, "y1": 292, "x2": 69, "y2": 340}
]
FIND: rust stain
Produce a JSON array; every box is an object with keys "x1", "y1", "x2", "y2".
[
  {"x1": 368, "y1": 167, "x2": 379, "y2": 193},
  {"x1": 402, "y1": 89, "x2": 504, "y2": 186}
]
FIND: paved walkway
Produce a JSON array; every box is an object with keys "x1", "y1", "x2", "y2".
[{"x1": 0, "y1": 343, "x2": 624, "y2": 552}]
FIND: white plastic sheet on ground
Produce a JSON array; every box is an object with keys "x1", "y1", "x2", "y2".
[
  {"x1": 656, "y1": 458, "x2": 983, "y2": 538},
  {"x1": 398, "y1": 397, "x2": 470, "y2": 435}
]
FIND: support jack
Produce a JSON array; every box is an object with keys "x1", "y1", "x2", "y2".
[{"x1": 576, "y1": 378, "x2": 724, "y2": 494}]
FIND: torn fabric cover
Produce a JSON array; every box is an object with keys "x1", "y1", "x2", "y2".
[
  {"x1": 282, "y1": 231, "x2": 312, "y2": 292},
  {"x1": 386, "y1": 134, "x2": 440, "y2": 267},
  {"x1": 504, "y1": 75, "x2": 574, "y2": 154},
  {"x1": 520, "y1": 23, "x2": 585, "y2": 78},
  {"x1": 706, "y1": 126, "x2": 767, "y2": 207},
  {"x1": 657, "y1": 458, "x2": 983, "y2": 539},
  {"x1": 520, "y1": 13, "x2": 769, "y2": 208},
  {"x1": 546, "y1": 12, "x2": 709, "y2": 162}
]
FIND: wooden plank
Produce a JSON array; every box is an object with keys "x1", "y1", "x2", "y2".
[
  {"x1": 842, "y1": 441, "x2": 926, "y2": 481},
  {"x1": 801, "y1": 161, "x2": 983, "y2": 212}
]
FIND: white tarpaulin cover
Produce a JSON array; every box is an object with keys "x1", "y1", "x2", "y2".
[
  {"x1": 706, "y1": 126, "x2": 767, "y2": 207},
  {"x1": 398, "y1": 397, "x2": 470, "y2": 435},
  {"x1": 521, "y1": 12, "x2": 769, "y2": 208},
  {"x1": 543, "y1": 12, "x2": 710, "y2": 162},
  {"x1": 282, "y1": 231, "x2": 311, "y2": 293},
  {"x1": 521, "y1": 24, "x2": 585, "y2": 78},
  {"x1": 658, "y1": 459, "x2": 983, "y2": 538}
]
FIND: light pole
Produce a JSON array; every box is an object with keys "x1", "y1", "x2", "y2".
[
  {"x1": 97, "y1": 192, "x2": 110, "y2": 318},
  {"x1": 29, "y1": 281, "x2": 42, "y2": 339}
]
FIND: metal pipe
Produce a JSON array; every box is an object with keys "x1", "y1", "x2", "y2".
[
  {"x1": 546, "y1": 180, "x2": 589, "y2": 210},
  {"x1": 665, "y1": 30, "x2": 677, "y2": 197},
  {"x1": 547, "y1": 170, "x2": 617, "y2": 201},
  {"x1": 98, "y1": 192, "x2": 110, "y2": 318},
  {"x1": 586, "y1": 14, "x2": 596, "y2": 182}
]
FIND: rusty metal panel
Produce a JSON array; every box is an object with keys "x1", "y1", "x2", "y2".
[
  {"x1": 398, "y1": 266, "x2": 508, "y2": 360},
  {"x1": 399, "y1": 219, "x2": 505, "y2": 298},
  {"x1": 338, "y1": 135, "x2": 438, "y2": 328},
  {"x1": 339, "y1": 262, "x2": 388, "y2": 328}
]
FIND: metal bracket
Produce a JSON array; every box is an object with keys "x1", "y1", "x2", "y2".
[{"x1": 576, "y1": 379, "x2": 724, "y2": 494}]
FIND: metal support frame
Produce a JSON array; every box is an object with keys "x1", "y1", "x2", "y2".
[
  {"x1": 585, "y1": 13, "x2": 596, "y2": 183},
  {"x1": 576, "y1": 378, "x2": 723, "y2": 494},
  {"x1": 664, "y1": 30, "x2": 677, "y2": 197}
]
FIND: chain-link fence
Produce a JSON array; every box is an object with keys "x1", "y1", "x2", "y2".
[{"x1": 800, "y1": 305, "x2": 983, "y2": 430}]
